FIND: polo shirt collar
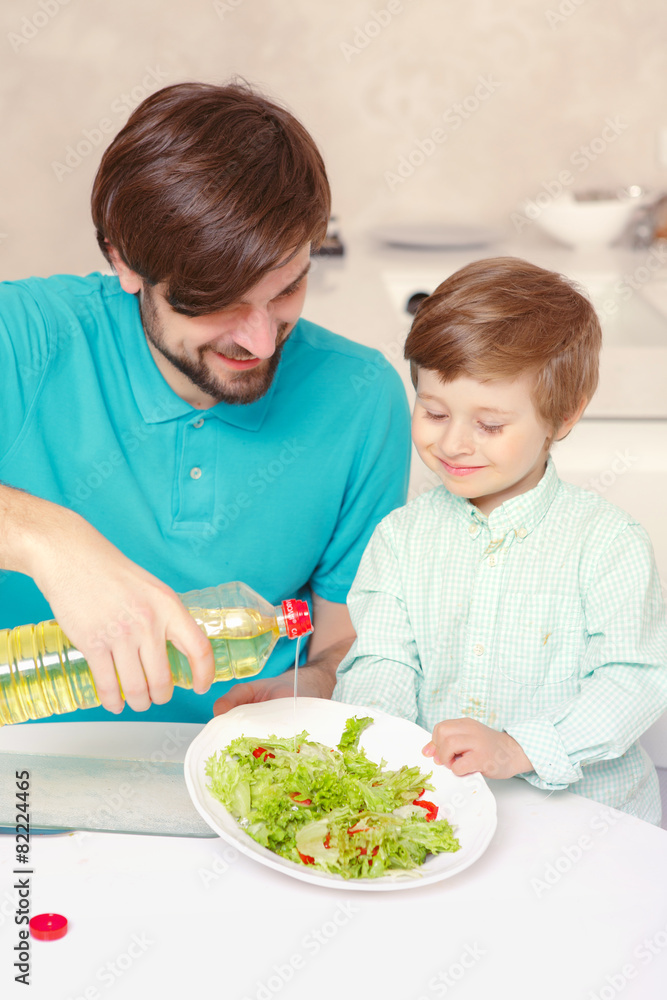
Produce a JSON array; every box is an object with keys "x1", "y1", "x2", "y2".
[{"x1": 119, "y1": 287, "x2": 276, "y2": 431}]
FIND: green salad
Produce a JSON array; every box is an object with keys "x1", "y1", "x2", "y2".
[{"x1": 205, "y1": 715, "x2": 460, "y2": 879}]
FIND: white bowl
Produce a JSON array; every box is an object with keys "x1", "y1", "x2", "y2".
[{"x1": 530, "y1": 195, "x2": 637, "y2": 249}]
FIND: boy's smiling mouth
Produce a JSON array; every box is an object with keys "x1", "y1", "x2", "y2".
[{"x1": 439, "y1": 459, "x2": 487, "y2": 477}]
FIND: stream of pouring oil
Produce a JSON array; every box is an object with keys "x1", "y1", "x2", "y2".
[{"x1": 293, "y1": 634, "x2": 302, "y2": 751}]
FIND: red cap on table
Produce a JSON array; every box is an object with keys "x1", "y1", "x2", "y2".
[{"x1": 30, "y1": 913, "x2": 68, "y2": 941}]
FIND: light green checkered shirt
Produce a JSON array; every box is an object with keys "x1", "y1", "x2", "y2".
[{"x1": 334, "y1": 456, "x2": 667, "y2": 824}]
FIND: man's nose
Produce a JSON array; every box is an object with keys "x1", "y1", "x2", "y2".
[{"x1": 232, "y1": 306, "x2": 277, "y2": 359}]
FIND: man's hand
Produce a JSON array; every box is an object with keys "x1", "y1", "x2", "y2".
[
  {"x1": 12, "y1": 494, "x2": 215, "y2": 713},
  {"x1": 423, "y1": 718, "x2": 533, "y2": 779},
  {"x1": 213, "y1": 594, "x2": 354, "y2": 716}
]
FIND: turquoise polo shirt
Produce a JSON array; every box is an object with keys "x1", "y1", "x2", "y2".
[{"x1": 0, "y1": 273, "x2": 410, "y2": 723}]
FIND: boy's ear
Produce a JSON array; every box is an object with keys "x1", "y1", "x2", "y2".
[
  {"x1": 106, "y1": 243, "x2": 143, "y2": 296},
  {"x1": 554, "y1": 397, "x2": 588, "y2": 442}
]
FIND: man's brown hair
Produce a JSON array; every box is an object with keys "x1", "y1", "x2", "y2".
[
  {"x1": 91, "y1": 81, "x2": 331, "y2": 314},
  {"x1": 404, "y1": 256, "x2": 601, "y2": 431}
]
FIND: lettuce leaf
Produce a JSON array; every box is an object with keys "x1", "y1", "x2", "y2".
[{"x1": 205, "y1": 716, "x2": 460, "y2": 879}]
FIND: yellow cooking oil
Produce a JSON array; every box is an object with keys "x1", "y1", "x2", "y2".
[
  {"x1": 167, "y1": 606, "x2": 280, "y2": 685},
  {"x1": 0, "y1": 621, "x2": 99, "y2": 725},
  {"x1": 0, "y1": 608, "x2": 279, "y2": 726}
]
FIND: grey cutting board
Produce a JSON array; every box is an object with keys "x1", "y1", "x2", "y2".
[{"x1": 0, "y1": 721, "x2": 215, "y2": 837}]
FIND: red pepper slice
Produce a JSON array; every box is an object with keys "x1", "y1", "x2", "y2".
[
  {"x1": 323, "y1": 832, "x2": 331, "y2": 849},
  {"x1": 298, "y1": 851, "x2": 315, "y2": 865},
  {"x1": 252, "y1": 747, "x2": 275, "y2": 759},
  {"x1": 290, "y1": 793, "x2": 312, "y2": 805},
  {"x1": 413, "y1": 798, "x2": 438, "y2": 822}
]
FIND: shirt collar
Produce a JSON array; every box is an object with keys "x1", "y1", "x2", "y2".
[
  {"x1": 118, "y1": 285, "x2": 276, "y2": 431},
  {"x1": 446, "y1": 455, "x2": 560, "y2": 539}
]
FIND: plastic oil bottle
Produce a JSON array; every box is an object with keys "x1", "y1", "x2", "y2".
[{"x1": 0, "y1": 581, "x2": 312, "y2": 725}]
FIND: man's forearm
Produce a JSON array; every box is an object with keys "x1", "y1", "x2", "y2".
[{"x1": 0, "y1": 483, "x2": 82, "y2": 584}]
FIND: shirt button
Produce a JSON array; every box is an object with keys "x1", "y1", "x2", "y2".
[
  {"x1": 473, "y1": 643, "x2": 485, "y2": 656},
  {"x1": 517, "y1": 527, "x2": 528, "y2": 538},
  {"x1": 488, "y1": 554, "x2": 496, "y2": 566},
  {"x1": 192, "y1": 418, "x2": 205, "y2": 429},
  {"x1": 468, "y1": 524, "x2": 477, "y2": 535},
  {"x1": 190, "y1": 467, "x2": 202, "y2": 480}
]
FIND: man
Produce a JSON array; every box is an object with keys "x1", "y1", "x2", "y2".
[{"x1": 0, "y1": 81, "x2": 410, "y2": 723}]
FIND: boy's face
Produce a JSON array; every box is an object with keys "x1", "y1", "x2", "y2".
[{"x1": 412, "y1": 368, "x2": 554, "y2": 516}]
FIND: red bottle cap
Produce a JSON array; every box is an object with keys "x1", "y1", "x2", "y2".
[
  {"x1": 281, "y1": 599, "x2": 313, "y2": 639},
  {"x1": 30, "y1": 913, "x2": 68, "y2": 941}
]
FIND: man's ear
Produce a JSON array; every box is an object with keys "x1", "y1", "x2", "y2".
[
  {"x1": 106, "y1": 244, "x2": 143, "y2": 295},
  {"x1": 554, "y1": 397, "x2": 588, "y2": 442}
]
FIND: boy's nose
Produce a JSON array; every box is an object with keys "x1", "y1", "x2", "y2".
[{"x1": 439, "y1": 421, "x2": 475, "y2": 456}]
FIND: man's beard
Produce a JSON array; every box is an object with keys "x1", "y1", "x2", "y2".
[{"x1": 140, "y1": 286, "x2": 289, "y2": 406}]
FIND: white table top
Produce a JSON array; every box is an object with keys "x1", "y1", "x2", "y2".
[{"x1": 2, "y1": 776, "x2": 667, "y2": 999}]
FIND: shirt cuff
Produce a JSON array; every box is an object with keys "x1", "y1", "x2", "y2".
[{"x1": 504, "y1": 718, "x2": 582, "y2": 789}]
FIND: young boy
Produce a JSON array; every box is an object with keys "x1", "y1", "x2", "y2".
[{"x1": 333, "y1": 256, "x2": 667, "y2": 824}]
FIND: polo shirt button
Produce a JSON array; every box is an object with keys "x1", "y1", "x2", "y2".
[
  {"x1": 517, "y1": 527, "x2": 528, "y2": 538},
  {"x1": 473, "y1": 643, "x2": 485, "y2": 656},
  {"x1": 468, "y1": 524, "x2": 477, "y2": 535},
  {"x1": 190, "y1": 467, "x2": 202, "y2": 480},
  {"x1": 192, "y1": 418, "x2": 205, "y2": 429}
]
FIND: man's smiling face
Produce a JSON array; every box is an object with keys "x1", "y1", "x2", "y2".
[{"x1": 113, "y1": 244, "x2": 311, "y2": 408}]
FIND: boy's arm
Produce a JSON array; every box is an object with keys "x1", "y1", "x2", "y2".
[
  {"x1": 333, "y1": 519, "x2": 421, "y2": 720},
  {"x1": 504, "y1": 522, "x2": 667, "y2": 790}
]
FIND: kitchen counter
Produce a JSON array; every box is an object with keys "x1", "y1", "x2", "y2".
[{"x1": 1, "y1": 772, "x2": 666, "y2": 999}]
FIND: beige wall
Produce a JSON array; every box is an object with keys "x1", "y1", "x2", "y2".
[{"x1": 1, "y1": 0, "x2": 666, "y2": 280}]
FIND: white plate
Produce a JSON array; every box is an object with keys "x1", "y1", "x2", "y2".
[
  {"x1": 184, "y1": 698, "x2": 497, "y2": 891},
  {"x1": 370, "y1": 223, "x2": 501, "y2": 250}
]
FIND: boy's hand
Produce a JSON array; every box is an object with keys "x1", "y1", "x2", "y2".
[{"x1": 423, "y1": 718, "x2": 533, "y2": 779}]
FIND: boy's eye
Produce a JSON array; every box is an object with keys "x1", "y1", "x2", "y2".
[
  {"x1": 479, "y1": 422, "x2": 503, "y2": 434},
  {"x1": 425, "y1": 410, "x2": 448, "y2": 421}
]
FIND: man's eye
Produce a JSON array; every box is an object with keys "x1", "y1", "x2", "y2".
[
  {"x1": 275, "y1": 279, "x2": 304, "y2": 300},
  {"x1": 479, "y1": 422, "x2": 503, "y2": 434}
]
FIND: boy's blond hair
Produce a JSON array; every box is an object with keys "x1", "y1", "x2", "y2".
[{"x1": 404, "y1": 256, "x2": 602, "y2": 431}]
